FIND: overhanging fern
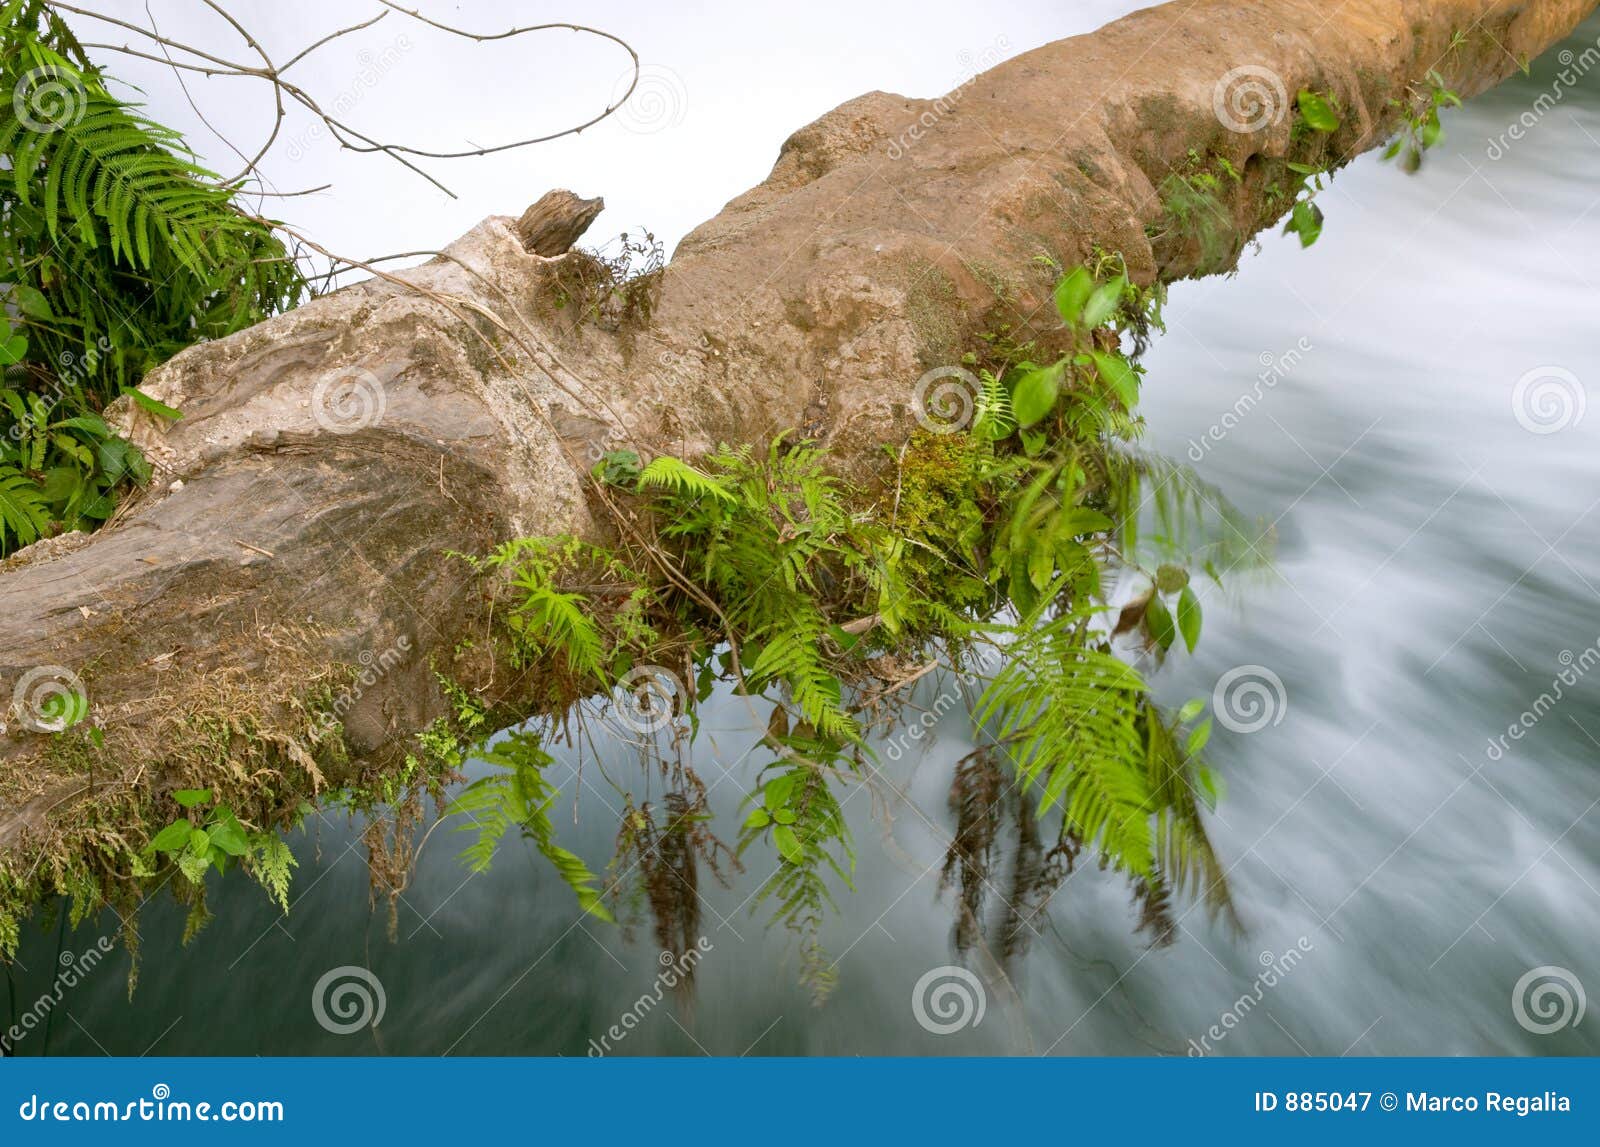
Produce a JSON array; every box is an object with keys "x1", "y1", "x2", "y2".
[
  {"x1": 448, "y1": 731, "x2": 612, "y2": 921},
  {"x1": 976, "y1": 603, "x2": 1156, "y2": 875},
  {"x1": 0, "y1": 0, "x2": 305, "y2": 556}
]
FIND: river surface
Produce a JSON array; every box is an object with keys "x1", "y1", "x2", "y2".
[{"x1": 8, "y1": 22, "x2": 1600, "y2": 1057}]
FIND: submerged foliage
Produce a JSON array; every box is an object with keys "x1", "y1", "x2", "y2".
[{"x1": 439, "y1": 254, "x2": 1268, "y2": 1001}]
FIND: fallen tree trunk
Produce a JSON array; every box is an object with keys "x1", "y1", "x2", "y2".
[{"x1": 0, "y1": 0, "x2": 1591, "y2": 907}]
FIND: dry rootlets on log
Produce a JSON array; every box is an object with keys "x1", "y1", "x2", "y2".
[{"x1": 0, "y1": 0, "x2": 1593, "y2": 939}]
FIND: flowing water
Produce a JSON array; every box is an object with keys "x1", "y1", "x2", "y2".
[{"x1": 9, "y1": 23, "x2": 1600, "y2": 1057}]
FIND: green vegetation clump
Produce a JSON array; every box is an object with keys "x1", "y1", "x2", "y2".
[
  {"x1": 0, "y1": 0, "x2": 304, "y2": 556},
  {"x1": 1382, "y1": 70, "x2": 1461, "y2": 172},
  {"x1": 429, "y1": 255, "x2": 1264, "y2": 1001}
]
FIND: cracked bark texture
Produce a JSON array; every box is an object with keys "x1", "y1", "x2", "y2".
[{"x1": 1, "y1": 0, "x2": 1593, "y2": 864}]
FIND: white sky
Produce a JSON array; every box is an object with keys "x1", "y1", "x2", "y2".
[{"x1": 72, "y1": 1, "x2": 1152, "y2": 268}]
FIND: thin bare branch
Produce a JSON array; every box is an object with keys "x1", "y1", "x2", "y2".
[{"x1": 51, "y1": 1, "x2": 641, "y2": 196}]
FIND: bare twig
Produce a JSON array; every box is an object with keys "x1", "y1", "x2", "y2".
[{"x1": 53, "y1": 0, "x2": 640, "y2": 198}]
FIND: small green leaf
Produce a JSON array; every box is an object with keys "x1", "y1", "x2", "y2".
[
  {"x1": 1196, "y1": 764, "x2": 1226, "y2": 809},
  {"x1": 772, "y1": 824, "x2": 804, "y2": 864},
  {"x1": 0, "y1": 334, "x2": 27, "y2": 366},
  {"x1": 763, "y1": 773, "x2": 799, "y2": 811},
  {"x1": 124, "y1": 387, "x2": 184, "y2": 421},
  {"x1": 1080, "y1": 276, "x2": 1125, "y2": 329},
  {"x1": 188, "y1": 827, "x2": 211, "y2": 854},
  {"x1": 1027, "y1": 535, "x2": 1055, "y2": 592},
  {"x1": 1145, "y1": 592, "x2": 1176, "y2": 651},
  {"x1": 1283, "y1": 199, "x2": 1323, "y2": 248},
  {"x1": 173, "y1": 788, "x2": 212, "y2": 808},
  {"x1": 773, "y1": 808, "x2": 797, "y2": 825},
  {"x1": 1018, "y1": 428, "x2": 1048, "y2": 457},
  {"x1": 742, "y1": 808, "x2": 772, "y2": 829},
  {"x1": 1177, "y1": 585, "x2": 1203, "y2": 653},
  {"x1": 13, "y1": 286, "x2": 54, "y2": 320},
  {"x1": 1186, "y1": 716, "x2": 1214, "y2": 757},
  {"x1": 1054, "y1": 507, "x2": 1114, "y2": 537},
  {"x1": 827, "y1": 623, "x2": 862, "y2": 653},
  {"x1": 1087, "y1": 350, "x2": 1138, "y2": 408},
  {"x1": 37, "y1": 689, "x2": 88, "y2": 729},
  {"x1": 1154, "y1": 563, "x2": 1189, "y2": 594},
  {"x1": 148, "y1": 821, "x2": 193, "y2": 854},
  {"x1": 208, "y1": 815, "x2": 250, "y2": 857},
  {"x1": 1052, "y1": 267, "x2": 1094, "y2": 325},
  {"x1": 1296, "y1": 89, "x2": 1341, "y2": 132},
  {"x1": 1007, "y1": 554, "x2": 1040, "y2": 619},
  {"x1": 1420, "y1": 113, "x2": 1442, "y2": 149},
  {"x1": 1010, "y1": 361, "x2": 1063, "y2": 428},
  {"x1": 1177, "y1": 697, "x2": 1206, "y2": 724}
]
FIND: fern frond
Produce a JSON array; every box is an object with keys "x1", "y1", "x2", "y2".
[
  {"x1": 977, "y1": 610, "x2": 1155, "y2": 875},
  {"x1": 0, "y1": 465, "x2": 51, "y2": 551},
  {"x1": 1145, "y1": 707, "x2": 1238, "y2": 928},
  {"x1": 449, "y1": 732, "x2": 612, "y2": 921},
  {"x1": 738, "y1": 761, "x2": 855, "y2": 1003},
  {"x1": 251, "y1": 837, "x2": 298, "y2": 914},
  {"x1": 638, "y1": 455, "x2": 736, "y2": 502},
  {"x1": 749, "y1": 626, "x2": 857, "y2": 740},
  {"x1": 506, "y1": 574, "x2": 605, "y2": 680}
]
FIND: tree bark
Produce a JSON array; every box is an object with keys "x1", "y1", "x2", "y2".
[{"x1": 1, "y1": 0, "x2": 1592, "y2": 872}]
